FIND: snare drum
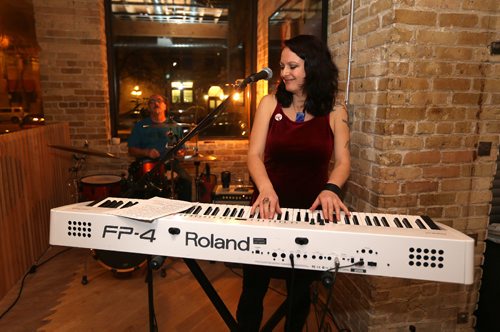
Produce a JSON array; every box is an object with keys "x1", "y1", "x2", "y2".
[
  {"x1": 129, "y1": 160, "x2": 179, "y2": 182},
  {"x1": 92, "y1": 249, "x2": 147, "y2": 273},
  {"x1": 137, "y1": 160, "x2": 165, "y2": 177},
  {"x1": 80, "y1": 174, "x2": 123, "y2": 201},
  {"x1": 129, "y1": 160, "x2": 165, "y2": 180}
]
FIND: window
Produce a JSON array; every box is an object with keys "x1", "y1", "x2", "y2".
[
  {"x1": 171, "y1": 81, "x2": 193, "y2": 104},
  {"x1": 106, "y1": 0, "x2": 256, "y2": 139},
  {"x1": 0, "y1": 2, "x2": 41, "y2": 123},
  {"x1": 268, "y1": 0, "x2": 328, "y2": 93}
]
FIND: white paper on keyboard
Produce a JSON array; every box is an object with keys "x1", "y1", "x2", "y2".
[{"x1": 104, "y1": 196, "x2": 193, "y2": 222}]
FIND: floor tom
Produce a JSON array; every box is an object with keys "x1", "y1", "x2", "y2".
[
  {"x1": 92, "y1": 249, "x2": 147, "y2": 273},
  {"x1": 80, "y1": 174, "x2": 123, "y2": 201}
]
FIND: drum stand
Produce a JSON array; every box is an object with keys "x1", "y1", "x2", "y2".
[
  {"x1": 184, "y1": 138, "x2": 216, "y2": 202},
  {"x1": 167, "y1": 158, "x2": 177, "y2": 199},
  {"x1": 66, "y1": 154, "x2": 86, "y2": 203},
  {"x1": 194, "y1": 159, "x2": 202, "y2": 202}
]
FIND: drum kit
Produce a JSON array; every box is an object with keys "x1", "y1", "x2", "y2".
[{"x1": 48, "y1": 124, "x2": 218, "y2": 276}]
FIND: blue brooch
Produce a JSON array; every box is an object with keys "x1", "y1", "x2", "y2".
[{"x1": 295, "y1": 112, "x2": 305, "y2": 123}]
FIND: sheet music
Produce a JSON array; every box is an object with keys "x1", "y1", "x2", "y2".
[{"x1": 104, "y1": 196, "x2": 193, "y2": 222}]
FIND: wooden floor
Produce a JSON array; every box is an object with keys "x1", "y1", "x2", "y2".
[{"x1": 0, "y1": 247, "x2": 337, "y2": 331}]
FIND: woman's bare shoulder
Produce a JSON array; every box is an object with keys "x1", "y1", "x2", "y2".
[
  {"x1": 260, "y1": 94, "x2": 277, "y2": 106},
  {"x1": 257, "y1": 94, "x2": 278, "y2": 115}
]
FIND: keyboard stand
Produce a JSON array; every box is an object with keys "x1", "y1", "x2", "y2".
[
  {"x1": 184, "y1": 259, "x2": 239, "y2": 331},
  {"x1": 146, "y1": 256, "x2": 157, "y2": 332},
  {"x1": 261, "y1": 300, "x2": 287, "y2": 331},
  {"x1": 184, "y1": 259, "x2": 290, "y2": 332}
]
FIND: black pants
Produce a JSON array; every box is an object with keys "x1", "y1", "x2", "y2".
[{"x1": 236, "y1": 265, "x2": 318, "y2": 332}]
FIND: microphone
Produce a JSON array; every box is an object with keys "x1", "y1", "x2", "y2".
[{"x1": 239, "y1": 67, "x2": 273, "y2": 88}]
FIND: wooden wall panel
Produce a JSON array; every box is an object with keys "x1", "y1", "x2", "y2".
[{"x1": 0, "y1": 123, "x2": 72, "y2": 300}]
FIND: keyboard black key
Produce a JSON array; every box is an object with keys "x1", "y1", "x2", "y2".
[
  {"x1": 87, "y1": 200, "x2": 100, "y2": 207},
  {"x1": 318, "y1": 213, "x2": 326, "y2": 225},
  {"x1": 365, "y1": 216, "x2": 372, "y2": 226},
  {"x1": 121, "y1": 201, "x2": 134, "y2": 208},
  {"x1": 393, "y1": 217, "x2": 403, "y2": 228},
  {"x1": 107, "y1": 200, "x2": 118, "y2": 208},
  {"x1": 193, "y1": 205, "x2": 203, "y2": 215},
  {"x1": 183, "y1": 205, "x2": 196, "y2": 214},
  {"x1": 381, "y1": 217, "x2": 389, "y2": 227},
  {"x1": 121, "y1": 201, "x2": 138, "y2": 209},
  {"x1": 344, "y1": 215, "x2": 350, "y2": 224},
  {"x1": 211, "y1": 207, "x2": 220, "y2": 216},
  {"x1": 373, "y1": 216, "x2": 381, "y2": 226},
  {"x1": 422, "y1": 215, "x2": 440, "y2": 230},
  {"x1": 353, "y1": 215, "x2": 359, "y2": 225},
  {"x1": 237, "y1": 208, "x2": 245, "y2": 218},
  {"x1": 110, "y1": 200, "x2": 123, "y2": 208},
  {"x1": 402, "y1": 218, "x2": 412, "y2": 228},
  {"x1": 98, "y1": 200, "x2": 112, "y2": 208},
  {"x1": 223, "y1": 207, "x2": 231, "y2": 216},
  {"x1": 415, "y1": 218, "x2": 426, "y2": 229},
  {"x1": 204, "y1": 207, "x2": 213, "y2": 215}
]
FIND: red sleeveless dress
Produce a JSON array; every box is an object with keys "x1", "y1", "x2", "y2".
[{"x1": 259, "y1": 103, "x2": 334, "y2": 209}]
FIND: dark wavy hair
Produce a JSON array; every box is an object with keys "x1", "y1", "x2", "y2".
[{"x1": 276, "y1": 35, "x2": 339, "y2": 117}]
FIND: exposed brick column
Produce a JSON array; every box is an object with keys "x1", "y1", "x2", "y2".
[
  {"x1": 32, "y1": 0, "x2": 110, "y2": 152},
  {"x1": 328, "y1": 0, "x2": 499, "y2": 330},
  {"x1": 255, "y1": 0, "x2": 286, "y2": 104}
]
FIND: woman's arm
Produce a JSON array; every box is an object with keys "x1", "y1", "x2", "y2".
[
  {"x1": 247, "y1": 94, "x2": 281, "y2": 218},
  {"x1": 310, "y1": 104, "x2": 351, "y2": 220}
]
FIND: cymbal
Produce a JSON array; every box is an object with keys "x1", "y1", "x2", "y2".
[
  {"x1": 177, "y1": 122, "x2": 197, "y2": 127},
  {"x1": 182, "y1": 153, "x2": 217, "y2": 162},
  {"x1": 142, "y1": 122, "x2": 196, "y2": 128},
  {"x1": 48, "y1": 144, "x2": 120, "y2": 159}
]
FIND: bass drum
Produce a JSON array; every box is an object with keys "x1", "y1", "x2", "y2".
[
  {"x1": 91, "y1": 249, "x2": 147, "y2": 273},
  {"x1": 80, "y1": 174, "x2": 123, "y2": 201}
]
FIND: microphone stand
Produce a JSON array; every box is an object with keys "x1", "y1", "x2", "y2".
[{"x1": 123, "y1": 81, "x2": 256, "y2": 332}]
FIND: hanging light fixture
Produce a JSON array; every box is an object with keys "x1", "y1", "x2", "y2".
[{"x1": 0, "y1": 34, "x2": 10, "y2": 49}]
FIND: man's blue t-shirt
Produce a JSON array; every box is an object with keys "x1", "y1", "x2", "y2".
[{"x1": 127, "y1": 118, "x2": 184, "y2": 155}]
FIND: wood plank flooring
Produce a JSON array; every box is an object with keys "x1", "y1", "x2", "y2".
[{"x1": 0, "y1": 247, "x2": 338, "y2": 331}]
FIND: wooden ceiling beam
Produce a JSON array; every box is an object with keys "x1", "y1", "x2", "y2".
[{"x1": 113, "y1": 20, "x2": 228, "y2": 39}]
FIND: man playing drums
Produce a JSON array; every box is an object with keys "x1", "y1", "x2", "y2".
[{"x1": 127, "y1": 94, "x2": 192, "y2": 201}]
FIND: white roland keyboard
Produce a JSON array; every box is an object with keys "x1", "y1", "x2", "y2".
[{"x1": 50, "y1": 198, "x2": 474, "y2": 284}]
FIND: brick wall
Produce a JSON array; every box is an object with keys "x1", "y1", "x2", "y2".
[
  {"x1": 33, "y1": 0, "x2": 110, "y2": 149},
  {"x1": 326, "y1": 0, "x2": 499, "y2": 331}
]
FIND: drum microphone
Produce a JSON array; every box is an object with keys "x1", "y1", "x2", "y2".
[
  {"x1": 239, "y1": 67, "x2": 273, "y2": 88},
  {"x1": 150, "y1": 256, "x2": 166, "y2": 270}
]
